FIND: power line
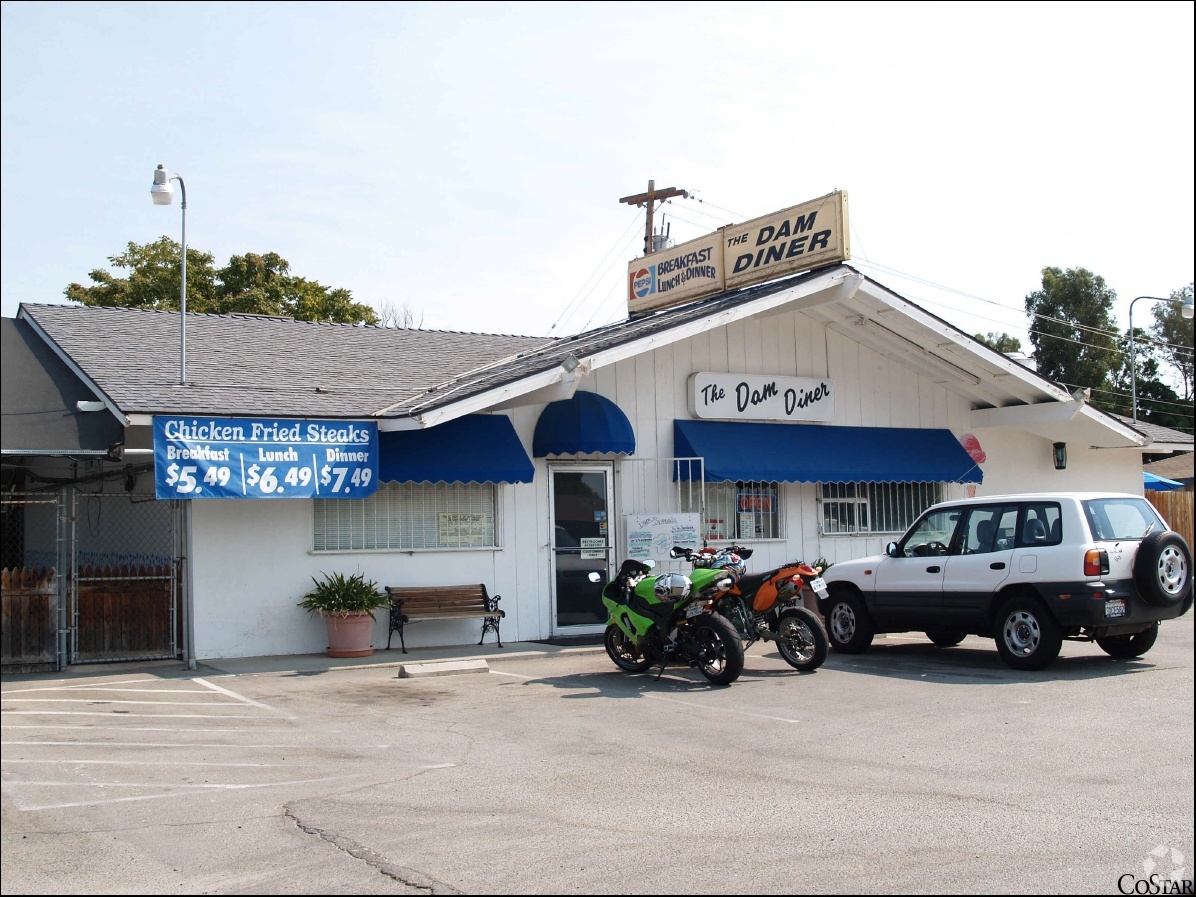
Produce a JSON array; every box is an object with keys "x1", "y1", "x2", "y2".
[{"x1": 546, "y1": 209, "x2": 644, "y2": 337}]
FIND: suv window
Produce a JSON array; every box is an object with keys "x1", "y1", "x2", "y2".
[
  {"x1": 1082, "y1": 498, "x2": 1165, "y2": 541},
  {"x1": 1017, "y1": 501, "x2": 1062, "y2": 547},
  {"x1": 897, "y1": 508, "x2": 959, "y2": 556},
  {"x1": 960, "y1": 505, "x2": 1018, "y2": 554}
]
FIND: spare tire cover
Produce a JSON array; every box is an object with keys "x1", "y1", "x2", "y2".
[{"x1": 1133, "y1": 531, "x2": 1192, "y2": 608}]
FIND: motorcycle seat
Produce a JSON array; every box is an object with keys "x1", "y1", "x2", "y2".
[{"x1": 735, "y1": 571, "x2": 772, "y2": 591}]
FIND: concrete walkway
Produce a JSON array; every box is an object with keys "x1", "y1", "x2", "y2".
[{"x1": 1, "y1": 637, "x2": 608, "y2": 682}]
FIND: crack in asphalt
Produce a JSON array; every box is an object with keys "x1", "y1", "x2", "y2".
[{"x1": 283, "y1": 805, "x2": 460, "y2": 894}]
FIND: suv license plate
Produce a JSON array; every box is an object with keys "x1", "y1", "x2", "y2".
[{"x1": 1105, "y1": 599, "x2": 1126, "y2": 619}]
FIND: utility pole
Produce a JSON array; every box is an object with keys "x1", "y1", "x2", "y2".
[{"x1": 619, "y1": 179, "x2": 688, "y2": 256}]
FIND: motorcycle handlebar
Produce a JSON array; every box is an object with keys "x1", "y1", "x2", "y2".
[{"x1": 670, "y1": 543, "x2": 755, "y2": 561}]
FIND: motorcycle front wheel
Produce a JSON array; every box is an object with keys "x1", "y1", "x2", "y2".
[
  {"x1": 604, "y1": 624, "x2": 653, "y2": 673},
  {"x1": 773, "y1": 606, "x2": 829, "y2": 671},
  {"x1": 688, "y1": 613, "x2": 744, "y2": 685}
]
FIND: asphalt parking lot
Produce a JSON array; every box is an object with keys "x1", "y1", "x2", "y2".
[{"x1": 2, "y1": 620, "x2": 1193, "y2": 895}]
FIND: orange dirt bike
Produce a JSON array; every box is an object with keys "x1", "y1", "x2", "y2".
[{"x1": 670, "y1": 543, "x2": 830, "y2": 671}]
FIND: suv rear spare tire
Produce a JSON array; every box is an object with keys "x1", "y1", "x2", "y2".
[{"x1": 1133, "y1": 531, "x2": 1192, "y2": 608}]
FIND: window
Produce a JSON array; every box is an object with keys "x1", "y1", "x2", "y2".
[
  {"x1": 960, "y1": 505, "x2": 1018, "y2": 554},
  {"x1": 313, "y1": 482, "x2": 498, "y2": 551},
  {"x1": 1081, "y1": 497, "x2": 1163, "y2": 542},
  {"x1": 682, "y1": 480, "x2": 781, "y2": 541},
  {"x1": 819, "y1": 482, "x2": 944, "y2": 535},
  {"x1": 895, "y1": 507, "x2": 959, "y2": 556},
  {"x1": 1019, "y1": 501, "x2": 1062, "y2": 547}
]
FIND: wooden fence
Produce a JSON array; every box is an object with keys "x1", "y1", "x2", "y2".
[
  {"x1": 1, "y1": 567, "x2": 58, "y2": 673},
  {"x1": 75, "y1": 564, "x2": 176, "y2": 661},
  {"x1": 1146, "y1": 490, "x2": 1194, "y2": 553}
]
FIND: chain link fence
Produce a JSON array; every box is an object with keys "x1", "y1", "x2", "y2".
[{"x1": 2, "y1": 487, "x2": 180, "y2": 669}]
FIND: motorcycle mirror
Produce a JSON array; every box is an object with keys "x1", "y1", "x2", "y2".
[
  {"x1": 738, "y1": 547, "x2": 754, "y2": 559},
  {"x1": 587, "y1": 572, "x2": 602, "y2": 582}
]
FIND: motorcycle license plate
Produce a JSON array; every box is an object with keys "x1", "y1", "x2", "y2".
[
  {"x1": 1105, "y1": 599, "x2": 1126, "y2": 619},
  {"x1": 685, "y1": 602, "x2": 705, "y2": 618},
  {"x1": 809, "y1": 577, "x2": 828, "y2": 599}
]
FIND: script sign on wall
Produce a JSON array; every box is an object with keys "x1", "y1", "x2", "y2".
[
  {"x1": 689, "y1": 372, "x2": 835, "y2": 422},
  {"x1": 154, "y1": 416, "x2": 379, "y2": 499}
]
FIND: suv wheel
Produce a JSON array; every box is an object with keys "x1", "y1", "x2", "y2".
[
  {"x1": 826, "y1": 592, "x2": 875, "y2": 654},
  {"x1": 1096, "y1": 622, "x2": 1159, "y2": 659},
  {"x1": 1134, "y1": 532, "x2": 1192, "y2": 608},
  {"x1": 994, "y1": 596, "x2": 1062, "y2": 671}
]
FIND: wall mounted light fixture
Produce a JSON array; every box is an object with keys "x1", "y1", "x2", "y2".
[{"x1": 1052, "y1": 442, "x2": 1067, "y2": 470}]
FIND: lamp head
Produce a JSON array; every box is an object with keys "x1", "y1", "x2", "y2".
[
  {"x1": 151, "y1": 164, "x2": 174, "y2": 205},
  {"x1": 1052, "y1": 442, "x2": 1067, "y2": 470},
  {"x1": 1182, "y1": 294, "x2": 1194, "y2": 320}
]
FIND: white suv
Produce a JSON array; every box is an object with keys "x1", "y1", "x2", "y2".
[{"x1": 818, "y1": 492, "x2": 1192, "y2": 670}]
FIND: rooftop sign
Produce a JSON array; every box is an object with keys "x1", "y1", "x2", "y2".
[{"x1": 627, "y1": 190, "x2": 849, "y2": 316}]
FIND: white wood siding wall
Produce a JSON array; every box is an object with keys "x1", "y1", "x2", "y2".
[{"x1": 187, "y1": 303, "x2": 1141, "y2": 660}]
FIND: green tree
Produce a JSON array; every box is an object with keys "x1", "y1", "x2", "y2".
[
  {"x1": 974, "y1": 332, "x2": 1022, "y2": 354},
  {"x1": 65, "y1": 240, "x2": 379, "y2": 325},
  {"x1": 1025, "y1": 267, "x2": 1120, "y2": 411},
  {"x1": 1109, "y1": 330, "x2": 1188, "y2": 427},
  {"x1": 65, "y1": 238, "x2": 218, "y2": 310},
  {"x1": 1147, "y1": 283, "x2": 1194, "y2": 403}
]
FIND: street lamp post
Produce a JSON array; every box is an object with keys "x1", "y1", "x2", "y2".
[
  {"x1": 1128, "y1": 293, "x2": 1195, "y2": 421},
  {"x1": 151, "y1": 164, "x2": 188, "y2": 386}
]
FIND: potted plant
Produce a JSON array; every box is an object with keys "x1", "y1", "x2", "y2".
[{"x1": 298, "y1": 571, "x2": 389, "y2": 658}]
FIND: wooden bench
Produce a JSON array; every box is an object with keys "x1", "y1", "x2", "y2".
[{"x1": 385, "y1": 584, "x2": 504, "y2": 653}]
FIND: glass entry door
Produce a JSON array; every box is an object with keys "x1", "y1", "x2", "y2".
[{"x1": 549, "y1": 464, "x2": 613, "y2": 633}]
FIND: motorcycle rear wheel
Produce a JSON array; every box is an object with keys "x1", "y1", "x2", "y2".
[
  {"x1": 604, "y1": 624, "x2": 653, "y2": 673},
  {"x1": 688, "y1": 613, "x2": 744, "y2": 685},
  {"x1": 773, "y1": 607, "x2": 829, "y2": 671}
]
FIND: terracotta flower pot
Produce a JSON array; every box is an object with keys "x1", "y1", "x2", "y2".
[{"x1": 324, "y1": 611, "x2": 377, "y2": 658}]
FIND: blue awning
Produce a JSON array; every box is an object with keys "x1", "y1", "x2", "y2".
[
  {"x1": 1144, "y1": 471, "x2": 1184, "y2": 491},
  {"x1": 379, "y1": 415, "x2": 534, "y2": 484},
  {"x1": 533, "y1": 391, "x2": 635, "y2": 457},
  {"x1": 673, "y1": 419, "x2": 983, "y2": 484}
]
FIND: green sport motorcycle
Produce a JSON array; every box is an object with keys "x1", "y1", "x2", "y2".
[{"x1": 588, "y1": 557, "x2": 745, "y2": 685}]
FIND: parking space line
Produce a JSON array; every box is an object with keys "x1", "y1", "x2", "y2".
[
  {"x1": 1, "y1": 725, "x2": 293, "y2": 732},
  {"x1": 3, "y1": 776, "x2": 357, "y2": 812},
  {"x1": 1, "y1": 711, "x2": 267, "y2": 719},
  {"x1": 3, "y1": 698, "x2": 257, "y2": 706},
  {"x1": 192, "y1": 677, "x2": 286, "y2": 711},
  {"x1": 1, "y1": 740, "x2": 298, "y2": 748},
  {"x1": 2, "y1": 759, "x2": 290, "y2": 767}
]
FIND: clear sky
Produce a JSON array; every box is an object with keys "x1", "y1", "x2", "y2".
[{"x1": 2, "y1": 1, "x2": 1192, "y2": 349}]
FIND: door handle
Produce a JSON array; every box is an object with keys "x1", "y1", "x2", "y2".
[
  {"x1": 990, "y1": 562, "x2": 1006, "y2": 570},
  {"x1": 926, "y1": 566, "x2": 940, "y2": 573}
]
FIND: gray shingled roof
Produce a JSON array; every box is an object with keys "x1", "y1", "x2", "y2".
[
  {"x1": 18, "y1": 270, "x2": 833, "y2": 421},
  {"x1": 1143, "y1": 452, "x2": 1194, "y2": 482},
  {"x1": 23, "y1": 263, "x2": 1143, "y2": 428},
  {"x1": 1109, "y1": 413, "x2": 1194, "y2": 448},
  {"x1": 19, "y1": 304, "x2": 554, "y2": 419}
]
